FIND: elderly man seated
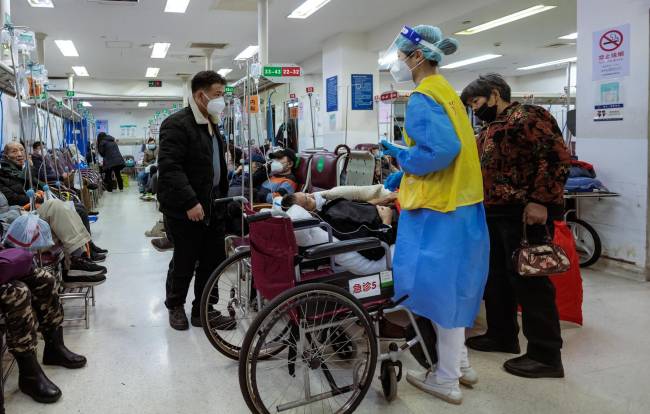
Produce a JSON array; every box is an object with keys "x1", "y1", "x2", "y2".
[
  {"x1": 0, "y1": 142, "x2": 107, "y2": 282},
  {"x1": 281, "y1": 184, "x2": 398, "y2": 275}
]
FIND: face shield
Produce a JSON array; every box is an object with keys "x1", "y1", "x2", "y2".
[{"x1": 379, "y1": 26, "x2": 442, "y2": 70}]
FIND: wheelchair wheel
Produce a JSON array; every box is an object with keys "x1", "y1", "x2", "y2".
[
  {"x1": 200, "y1": 250, "x2": 258, "y2": 360},
  {"x1": 239, "y1": 283, "x2": 377, "y2": 414},
  {"x1": 567, "y1": 219, "x2": 602, "y2": 267},
  {"x1": 380, "y1": 360, "x2": 398, "y2": 402}
]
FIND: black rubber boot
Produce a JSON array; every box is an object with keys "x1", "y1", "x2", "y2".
[
  {"x1": 15, "y1": 351, "x2": 62, "y2": 404},
  {"x1": 42, "y1": 327, "x2": 87, "y2": 369}
]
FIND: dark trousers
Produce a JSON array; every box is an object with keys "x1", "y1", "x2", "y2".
[
  {"x1": 74, "y1": 203, "x2": 91, "y2": 234},
  {"x1": 164, "y1": 211, "x2": 226, "y2": 315},
  {"x1": 484, "y1": 215, "x2": 563, "y2": 365},
  {"x1": 104, "y1": 166, "x2": 123, "y2": 191}
]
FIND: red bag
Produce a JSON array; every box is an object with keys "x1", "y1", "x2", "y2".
[{"x1": 550, "y1": 221, "x2": 583, "y2": 325}]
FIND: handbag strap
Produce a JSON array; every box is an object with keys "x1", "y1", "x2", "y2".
[{"x1": 521, "y1": 214, "x2": 553, "y2": 246}]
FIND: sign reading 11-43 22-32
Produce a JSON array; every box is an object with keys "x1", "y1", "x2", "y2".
[{"x1": 263, "y1": 66, "x2": 302, "y2": 78}]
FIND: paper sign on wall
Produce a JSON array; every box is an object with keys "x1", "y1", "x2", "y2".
[
  {"x1": 326, "y1": 76, "x2": 338, "y2": 112},
  {"x1": 592, "y1": 24, "x2": 630, "y2": 81},
  {"x1": 594, "y1": 80, "x2": 624, "y2": 122}
]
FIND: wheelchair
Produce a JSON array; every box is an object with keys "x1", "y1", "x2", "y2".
[{"x1": 211, "y1": 201, "x2": 435, "y2": 413}]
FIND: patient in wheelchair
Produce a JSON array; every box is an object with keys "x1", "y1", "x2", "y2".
[{"x1": 281, "y1": 184, "x2": 399, "y2": 275}]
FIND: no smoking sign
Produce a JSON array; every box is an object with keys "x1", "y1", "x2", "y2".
[{"x1": 599, "y1": 29, "x2": 624, "y2": 52}]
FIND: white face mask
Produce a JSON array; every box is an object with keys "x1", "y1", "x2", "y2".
[
  {"x1": 390, "y1": 59, "x2": 413, "y2": 83},
  {"x1": 243, "y1": 165, "x2": 250, "y2": 174},
  {"x1": 270, "y1": 160, "x2": 284, "y2": 174},
  {"x1": 205, "y1": 95, "x2": 226, "y2": 117}
]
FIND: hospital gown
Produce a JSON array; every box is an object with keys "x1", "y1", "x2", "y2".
[{"x1": 393, "y1": 93, "x2": 489, "y2": 329}]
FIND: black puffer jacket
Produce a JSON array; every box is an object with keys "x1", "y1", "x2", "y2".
[
  {"x1": 0, "y1": 158, "x2": 43, "y2": 206},
  {"x1": 157, "y1": 107, "x2": 228, "y2": 221},
  {"x1": 98, "y1": 134, "x2": 125, "y2": 169}
]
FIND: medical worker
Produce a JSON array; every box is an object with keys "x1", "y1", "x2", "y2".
[{"x1": 380, "y1": 25, "x2": 489, "y2": 405}]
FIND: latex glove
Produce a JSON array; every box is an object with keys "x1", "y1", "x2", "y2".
[
  {"x1": 384, "y1": 171, "x2": 404, "y2": 191},
  {"x1": 380, "y1": 140, "x2": 404, "y2": 159}
]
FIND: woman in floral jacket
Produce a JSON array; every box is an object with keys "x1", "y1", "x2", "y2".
[{"x1": 461, "y1": 73, "x2": 571, "y2": 379}]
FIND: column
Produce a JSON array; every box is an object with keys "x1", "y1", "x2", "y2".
[{"x1": 575, "y1": 0, "x2": 650, "y2": 276}]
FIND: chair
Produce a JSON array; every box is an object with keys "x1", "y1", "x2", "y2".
[
  {"x1": 304, "y1": 145, "x2": 351, "y2": 192},
  {"x1": 294, "y1": 153, "x2": 314, "y2": 192}
]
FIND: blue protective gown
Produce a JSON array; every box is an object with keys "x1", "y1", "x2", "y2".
[{"x1": 393, "y1": 93, "x2": 490, "y2": 329}]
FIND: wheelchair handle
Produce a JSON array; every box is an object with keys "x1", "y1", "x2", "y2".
[{"x1": 213, "y1": 196, "x2": 249, "y2": 206}]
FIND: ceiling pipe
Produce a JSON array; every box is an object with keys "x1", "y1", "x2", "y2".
[
  {"x1": 258, "y1": 0, "x2": 268, "y2": 65},
  {"x1": 204, "y1": 48, "x2": 215, "y2": 71}
]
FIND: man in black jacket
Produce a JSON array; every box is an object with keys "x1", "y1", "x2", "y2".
[{"x1": 158, "y1": 71, "x2": 232, "y2": 331}]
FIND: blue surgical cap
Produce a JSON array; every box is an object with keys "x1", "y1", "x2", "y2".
[{"x1": 395, "y1": 25, "x2": 459, "y2": 63}]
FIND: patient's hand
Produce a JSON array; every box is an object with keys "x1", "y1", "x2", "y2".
[
  {"x1": 369, "y1": 193, "x2": 398, "y2": 206},
  {"x1": 376, "y1": 206, "x2": 393, "y2": 225}
]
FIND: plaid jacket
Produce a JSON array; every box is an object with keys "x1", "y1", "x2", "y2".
[{"x1": 478, "y1": 102, "x2": 570, "y2": 208}]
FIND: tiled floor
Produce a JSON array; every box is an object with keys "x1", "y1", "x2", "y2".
[{"x1": 4, "y1": 187, "x2": 650, "y2": 413}]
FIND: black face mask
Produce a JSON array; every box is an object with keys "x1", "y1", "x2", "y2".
[{"x1": 474, "y1": 101, "x2": 498, "y2": 123}]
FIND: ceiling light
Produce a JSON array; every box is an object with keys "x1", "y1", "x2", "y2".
[
  {"x1": 517, "y1": 57, "x2": 577, "y2": 70},
  {"x1": 151, "y1": 42, "x2": 171, "y2": 59},
  {"x1": 559, "y1": 32, "x2": 578, "y2": 40},
  {"x1": 82, "y1": 101, "x2": 92, "y2": 107},
  {"x1": 72, "y1": 66, "x2": 89, "y2": 76},
  {"x1": 235, "y1": 45, "x2": 259, "y2": 61},
  {"x1": 54, "y1": 40, "x2": 79, "y2": 57},
  {"x1": 378, "y1": 51, "x2": 398, "y2": 67},
  {"x1": 441, "y1": 54, "x2": 503, "y2": 69},
  {"x1": 27, "y1": 0, "x2": 54, "y2": 8},
  {"x1": 138, "y1": 102, "x2": 148, "y2": 107},
  {"x1": 288, "y1": 0, "x2": 331, "y2": 19},
  {"x1": 145, "y1": 67, "x2": 160, "y2": 78},
  {"x1": 456, "y1": 5, "x2": 556, "y2": 35},
  {"x1": 217, "y1": 68, "x2": 232, "y2": 77},
  {"x1": 164, "y1": 0, "x2": 190, "y2": 13}
]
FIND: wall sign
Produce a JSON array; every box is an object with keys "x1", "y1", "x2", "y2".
[
  {"x1": 351, "y1": 74, "x2": 373, "y2": 111},
  {"x1": 592, "y1": 24, "x2": 630, "y2": 81},
  {"x1": 326, "y1": 75, "x2": 338, "y2": 112},
  {"x1": 148, "y1": 80, "x2": 163, "y2": 87},
  {"x1": 594, "y1": 80, "x2": 624, "y2": 122},
  {"x1": 306, "y1": 86, "x2": 314, "y2": 93},
  {"x1": 96, "y1": 120, "x2": 109, "y2": 134}
]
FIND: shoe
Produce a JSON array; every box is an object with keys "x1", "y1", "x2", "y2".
[
  {"x1": 68, "y1": 256, "x2": 107, "y2": 278},
  {"x1": 152, "y1": 237, "x2": 174, "y2": 252},
  {"x1": 466, "y1": 334, "x2": 520, "y2": 354},
  {"x1": 169, "y1": 307, "x2": 189, "y2": 331},
  {"x1": 42, "y1": 327, "x2": 87, "y2": 369},
  {"x1": 504, "y1": 355, "x2": 564, "y2": 379},
  {"x1": 90, "y1": 241, "x2": 108, "y2": 254},
  {"x1": 88, "y1": 250, "x2": 107, "y2": 263},
  {"x1": 15, "y1": 351, "x2": 62, "y2": 404},
  {"x1": 145, "y1": 221, "x2": 166, "y2": 238},
  {"x1": 63, "y1": 272, "x2": 106, "y2": 285},
  {"x1": 191, "y1": 309, "x2": 236, "y2": 330},
  {"x1": 406, "y1": 369, "x2": 462, "y2": 405},
  {"x1": 460, "y1": 366, "x2": 479, "y2": 386}
]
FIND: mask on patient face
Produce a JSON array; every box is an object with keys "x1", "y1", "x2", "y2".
[
  {"x1": 146, "y1": 144, "x2": 156, "y2": 151},
  {"x1": 243, "y1": 164, "x2": 250, "y2": 174},
  {"x1": 313, "y1": 192, "x2": 326, "y2": 211},
  {"x1": 270, "y1": 160, "x2": 284, "y2": 174}
]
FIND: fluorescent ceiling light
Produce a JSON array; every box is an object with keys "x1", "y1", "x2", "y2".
[
  {"x1": 559, "y1": 32, "x2": 578, "y2": 40},
  {"x1": 145, "y1": 67, "x2": 160, "y2": 78},
  {"x1": 164, "y1": 0, "x2": 190, "y2": 13},
  {"x1": 456, "y1": 5, "x2": 556, "y2": 35},
  {"x1": 54, "y1": 40, "x2": 79, "y2": 57},
  {"x1": 441, "y1": 54, "x2": 503, "y2": 69},
  {"x1": 517, "y1": 57, "x2": 577, "y2": 70},
  {"x1": 138, "y1": 102, "x2": 148, "y2": 107},
  {"x1": 82, "y1": 101, "x2": 92, "y2": 107},
  {"x1": 27, "y1": 0, "x2": 54, "y2": 8},
  {"x1": 378, "y1": 51, "x2": 398, "y2": 67},
  {"x1": 217, "y1": 68, "x2": 233, "y2": 77},
  {"x1": 151, "y1": 42, "x2": 171, "y2": 59},
  {"x1": 288, "y1": 0, "x2": 331, "y2": 19},
  {"x1": 235, "y1": 45, "x2": 259, "y2": 61},
  {"x1": 72, "y1": 66, "x2": 89, "y2": 76}
]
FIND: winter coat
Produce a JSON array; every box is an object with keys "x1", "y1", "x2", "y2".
[
  {"x1": 98, "y1": 135, "x2": 125, "y2": 169},
  {"x1": 157, "y1": 106, "x2": 228, "y2": 221}
]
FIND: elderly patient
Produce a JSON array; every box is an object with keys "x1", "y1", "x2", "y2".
[{"x1": 281, "y1": 184, "x2": 398, "y2": 275}]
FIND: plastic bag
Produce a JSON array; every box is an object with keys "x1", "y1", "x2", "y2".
[
  {"x1": 2, "y1": 213, "x2": 54, "y2": 251},
  {"x1": 550, "y1": 221, "x2": 584, "y2": 325}
]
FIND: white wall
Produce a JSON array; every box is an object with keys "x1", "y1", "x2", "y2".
[
  {"x1": 575, "y1": 0, "x2": 649, "y2": 270},
  {"x1": 91, "y1": 108, "x2": 160, "y2": 156}
]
